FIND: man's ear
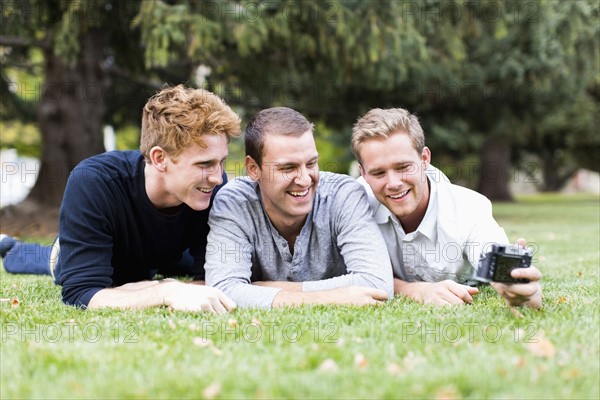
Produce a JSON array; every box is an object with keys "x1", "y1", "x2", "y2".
[
  {"x1": 149, "y1": 146, "x2": 168, "y2": 173},
  {"x1": 358, "y1": 163, "x2": 366, "y2": 179},
  {"x1": 246, "y1": 155, "x2": 260, "y2": 181},
  {"x1": 421, "y1": 146, "x2": 431, "y2": 168}
]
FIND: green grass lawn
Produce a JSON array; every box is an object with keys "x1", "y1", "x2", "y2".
[{"x1": 1, "y1": 194, "x2": 599, "y2": 399}]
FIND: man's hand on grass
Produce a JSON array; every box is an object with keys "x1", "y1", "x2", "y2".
[
  {"x1": 88, "y1": 280, "x2": 236, "y2": 313},
  {"x1": 491, "y1": 238, "x2": 542, "y2": 309},
  {"x1": 395, "y1": 279, "x2": 479, "y2": 305},
  {"x1": 161, "y1": 281, "x2": 236, "y2": 314}
]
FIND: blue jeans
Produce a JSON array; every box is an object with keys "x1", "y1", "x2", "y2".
[
  {"x1": 1, "y1": 237, "x2": 53, "y2": 275},
  {"x1": 1, "y1": 237, "x2": 196, "y2": 278}
]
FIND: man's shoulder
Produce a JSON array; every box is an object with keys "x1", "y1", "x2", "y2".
[
  {"x1": 217, "y1": 176, "x2": 256, "y2": 195},
  {"x1": 356, "y1": 175, "x2": 380, "y2": 209},
  {"x1": 428, "y1": 166, "x2": 493, "y2": 224},
  {"x1": 318, "y1": 172, "x2": 364, "y2": 197},
  {"x1": 213, "y1": 176, "x2": 260, "y2": 208},
  {"x1": 73, "y1": 150, "x2": 142, "y2": 181},
  {"x1": 434, "y1": 175, "x2": 492, "y2": 209}
]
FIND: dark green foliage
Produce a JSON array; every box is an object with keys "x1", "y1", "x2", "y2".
[{"x1": 1, "y1": 0, "x2": 598, "y2": 198}]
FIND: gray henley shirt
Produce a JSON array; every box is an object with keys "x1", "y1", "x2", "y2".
[{"x1": 205, "y1": 172, "x2": 394, "y2": 308}]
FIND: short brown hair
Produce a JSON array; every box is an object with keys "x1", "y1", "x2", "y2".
[
  {"x1": 351, "y1": 108, "x2": 425, "y2": 163},
  {"x1": 244, "y1": 107, "x2": 313, "y2": 166},
  {"x1": 140, "y1": 85, "x2": 241, "y2": 161}
]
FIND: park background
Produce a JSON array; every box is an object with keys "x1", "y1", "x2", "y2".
[
  {"x1": 1, "y1": 0, "x2": 598, "y2": 235},
  {"x1": 1, "y1": 1, "x2": 599, "y2": 399}
]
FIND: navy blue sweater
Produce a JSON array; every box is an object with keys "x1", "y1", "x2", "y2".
[{"x1": 55, "y1": 151, "x2": 224, "y2": 307}]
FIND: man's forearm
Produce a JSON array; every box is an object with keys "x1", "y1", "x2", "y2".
[
  {"x1": 271, "y1": 286, "x2": 388, "y2": 307},
  {"x1": 303, "y1": 272, "x2": 394, "y2": 299},
  {"x1": 271, "y1": 290, "x2": 326, "y2": 307},
  {"x1": 87, "y1": 280, "x2": 236, "y2": 313},
  {"x1": 87, "y1": 281, "x2": 168, "y2": 309}
]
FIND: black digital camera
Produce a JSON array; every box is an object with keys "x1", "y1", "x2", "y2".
[{"x1": 473, "y1": 244, "x2": 531, "y2": 284}]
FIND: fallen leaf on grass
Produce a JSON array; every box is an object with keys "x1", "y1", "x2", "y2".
[
  {"x1": 227, "y1": 319, "x2": 238, "y2": 328},
  {"x1": 354, "y1": 353, "x2": 368, "y2": 369},
  {"x1": 0, "y1": 297, "x2": 19, "y2": 307},
  {"x1": 513, "y1": 356, "x2": 527, "y2": 368},
  {"x1": 556, "y1": 296, "x2": 568, "y2": 304},
  {"x1": 318, "y1": 358, "x2": 339, "y2": 372},
  {"x1": 527, "y1": 337, "x2": 556, "y2": 358},
  {"x1": 434, "y1": 386, "x2": 462, "y2": 400},
  {"x1": 202, "y1": 383, "x2": 221, "y2": 400}
]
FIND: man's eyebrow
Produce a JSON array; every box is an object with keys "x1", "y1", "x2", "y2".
[
  {"x1": 276, "y1": 162, "x2": 298, "y2": 169},
  {"x1": 366, "y1": 167, "x2": 383, "y2": 174},
  {"x1": 193, "y1": 157, "x2": 226, "y2": 165},
  {"x1": 366, "y1": 161, "x2": 414, "y2": 174}
]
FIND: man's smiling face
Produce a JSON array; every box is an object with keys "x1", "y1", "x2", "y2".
[
  {"x1": 359, "y1": 131, "x2": 431, "y2": 222},
  {"x1": 247, "y1": 130, "x2": 319, "y2": 231},
  {"x1": 162, "y1": 134, "x2": 228, "y2": 211}
]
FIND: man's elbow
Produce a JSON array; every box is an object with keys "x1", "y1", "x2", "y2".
[
  {"x1": 382, "y1": 279, "x2": 394, "y2": 300},
  {"x1": 356, "y1": 273, "x2": 394, "y2": 300},
  {"x1": 60, "y1": 286, "x2": 99, "y2": 310},
  {"x1": 370, "y1": 270, "x2": 394, "y2": 299}
]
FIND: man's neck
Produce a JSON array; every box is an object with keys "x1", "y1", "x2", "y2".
[
  {"x1": 270, "y1": 217, "x2": 306, "y2": 254},
  {"x1": 144, "y1": 163, "x2": 180, "y2": 210}
]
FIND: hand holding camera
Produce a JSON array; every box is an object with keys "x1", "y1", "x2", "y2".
[
  {"x1": 479, "y1": 238, "x2": 543, "y2": 309},
  {"x1": 474, "y1": 244, "x2": 532, "y2": 284}
]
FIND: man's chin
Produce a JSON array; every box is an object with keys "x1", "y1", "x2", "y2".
[
  {"x1": 286, "y1": 201, "x2": 313, "y2": 218},
  {"x1": 385, "y1": 202, "x2": 413, "y2": 218},
  {"x1": 189, "y1": 199, "x2": 211, "y2": 211}
]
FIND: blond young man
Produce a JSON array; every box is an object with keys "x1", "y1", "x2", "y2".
[
  {"x1": 352, "y1": 108, "x2": 542, "y2": 308},
  {"x1": 0, "y1": 85, "x2": 240, "y2": 313}
]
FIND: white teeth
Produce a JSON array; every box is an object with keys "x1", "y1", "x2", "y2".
[
  {"x1": 389, "y1": 190, "x2": 408, "y2": 199},
  {"x1": 289, "y1": 190, "x2": 309, "y2": 197},
  {"x1": 198, "y1": 188, "x2": 212, "y2": 193}
]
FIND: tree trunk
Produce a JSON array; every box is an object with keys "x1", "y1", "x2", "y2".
[
  {"x1": 540, "y1": 153, "x2": 577, "y2": 192},
  {"x1": 26, "y1": 29, "x2": 109, "y2": 207},
  {"x1": 477, "y1": 136, "x2": 514, "y2": 201}
]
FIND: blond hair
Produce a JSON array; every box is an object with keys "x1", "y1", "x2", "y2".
[
  {"x1": 351, "y1": 108, "x2": 425, "y2": 163},
  {"x1": 140, "y1": 85, "x2": 241, "y2": 160}
]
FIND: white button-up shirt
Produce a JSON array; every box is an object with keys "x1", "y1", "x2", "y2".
[{"x1": 358, "y1": 166, "x2": 508, "y2": 283}]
